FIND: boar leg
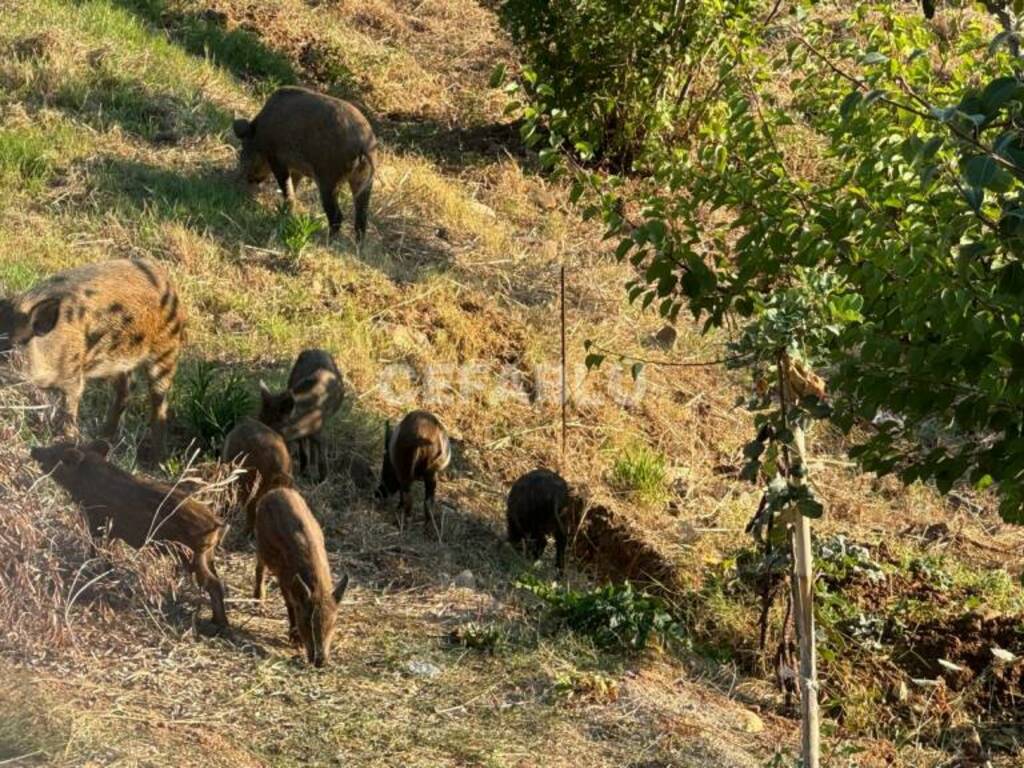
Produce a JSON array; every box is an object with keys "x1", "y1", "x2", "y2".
[
  {"x1": 554, "y1": 529, "x2": 567, "y2": 576},
  {"x1": 269, "y1": 157, "x2": 294, "y2": 204},
  {"x1": 350, "y1": 175, "x2": 372, "y2": 242},
  {"x1": 285, "y1": 599, "x2": 300, "y2": 646},
  {"x1": 423, "y1": 475, "x2": 437, "y2": 533},
  {"x1": 145, "y1": 356, "x2": 177, "y2": 462},
  {"x1": 401, "y1": 487, "x2": 413, "y2": 524},
  {"x1": 297, "y1": 437, "x2": 310, "y2": 478},
  {"x1": 318, "y1": 179, "x2": 343, "y2": 235},
  {"x1": 195, "y1": 550, "x2": 228, "y2": 628},
  {"x1": 58, "y1": 377, "x2": 85, "y2": 438},
  {"x1": 253, "y1": 556, "x2": 266, "y2": 600},
  {"x1": 102, "y1": 373, "x2": 130, "y2": 438},
  {"x1": 312, "y1": 433, "x2": 327, "y2": 482}
]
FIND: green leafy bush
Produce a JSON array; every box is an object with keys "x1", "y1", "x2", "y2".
[
  {"x1": 517, "y1": 575, "x2": 680, "y2": 651},
  {"x1": 498, "y1": 0, "x2": 749, "y2": 167},
  {"x1": 565, "y1": 2, "x2": 1024, "y2": 522},
  {"x1": 174, "y1": 361, "x2": 253, "y2": 453}
]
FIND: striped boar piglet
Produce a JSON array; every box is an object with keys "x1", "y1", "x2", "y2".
[
  {"x1": 0, "y1": 259, "x2": 185, "y2": 461},
  {"x1": 253, "y1": 487, "x2": 348, "y2": 667},
  {"x1": 222, "y1": 417, "x2": 293, "y2": 532},
  {"x1": 375, "y1": 410, "x2": 451, "y2": 530},
  {"x1": 258, "y1": 348, "x2": 343, "y2": 481}
]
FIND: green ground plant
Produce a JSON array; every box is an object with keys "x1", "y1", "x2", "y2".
[
  {"x1": 173, "y1": 360, "x2": 253, "y2": 453},
  {"x1": 517, "y1": 574, "x2": 681, "y2": 652}
]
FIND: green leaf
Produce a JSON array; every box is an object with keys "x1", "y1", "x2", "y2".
[
  {"x1": 989, "y1": 30, "x2": 1015, "y2": 57},
  {"x1": 585, "y1": 353, "x2": 606, "y2": 370},
  {"x1": 796, "y1": 496, "x2": 824, "y2": 519},
  {"x1": 863, "y1": 89, "x2": 886, "y2": 106},
  {"x1": 839, "y1": 91, "x2": 862, "y2": 119},
  {"x1": 963, "y1": 155, "x2": 1013, "y2": 192},
  {"x1": 488, "y1": 63, "x2": 507, "y2": 89},
  {"x1": 630, "y1": 362, "x2": 644, "y2": 381},
  {"x1": 981, "y1": 76, "x2": 1022, "y2": 112},
  {"x1": 861, "y1": 51, "x2": 888, "y2": 65}
]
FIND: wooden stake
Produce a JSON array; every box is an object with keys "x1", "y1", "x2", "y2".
[
  {"x1": 560, "y1": 265, "x2": 567, "y2": 469},
  {"x1": 778, "y1": 353, "x2": 819, "y2": 768},
  {"x1": 791, "y1": 423, "x2": 820, "y2": 768}
]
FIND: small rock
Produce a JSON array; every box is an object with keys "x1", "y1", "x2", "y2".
[
  {"x1": 405, "y1": 660, "x2": 441, "y2": 679},
  {"x1": 890, "y1": 679, "x2": 909, "y2": 703},
  {"x1": 453, "y1": 569, "x2": 476, "y2": 589},
  {"x1": 654, "y1": 325, "x2": 677, "y2": 350},
  {"x1": 991, "y1": 647, "x2": 1018, "y2": 664},
  {"x1": 738, "y1": 710, "x2": 764, "y2": 733}
]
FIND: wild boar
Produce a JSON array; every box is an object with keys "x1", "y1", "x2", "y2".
[
  {"x1": 253, "y1": 487, "x2": 348, "y2": 667},
  {"x1": 0, "y1": 258, "x2": 185, "y2": 462},
  {"x1": 375, "y1": 410, "x2": 451, "y2": 530},
  {"x1": 30, "y1": 439, "x2": 228, "y2": 628},
  {"x1": 258, "y1": 348, "x2": 343, "y2": 482},
  {"x1": 221, "y1": 417, "x2": 293, "y2": 531},
  {"x1": 506, "y1": 468, "x2": 576, "y2": 574},
  {"x1": 232, "y1": 86, "x2": 377, "y2": 241}
]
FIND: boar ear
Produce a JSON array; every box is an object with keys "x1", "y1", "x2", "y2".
[
  {"x1": 294, "y1": 573, "x2": 312, "y2": 601},
  {"x1": 82, "y1": 439, "x2": 111, "y2": 459},
  {"x1": 60, "y1": 447, "x2": 86, "y2": 468},
  {"x1": 279, "y1": 391, "x2": 295, "y2": 417},
  {"x1": 232, "y1": 118, "x2": 253, "y2": 139},
  {"x1": 332, "y1": 573, "x2": 349, "y2": 605},
  {"x1": 29, "y1": 297, "x2": 61, "y2": 337}
]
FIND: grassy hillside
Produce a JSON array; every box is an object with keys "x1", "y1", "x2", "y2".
[{"x1": 1, "y1": 1, "x2": 1022, "y2": 766}]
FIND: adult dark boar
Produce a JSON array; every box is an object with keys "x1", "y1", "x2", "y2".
[
  {"x1": 253, "y1": 487, "x2": 348, "y2": 667},
  {"x1": 30, "y1": 439, "x2": 228, "y2": 628},
  {"x1": 221, "y1": 417, "x2": 293, "y2": 532},
  {"x1": 0, "y1": 259, "x2": 186, "y2": 461},
  {"x1": 258, "y1": 348, "x2": 343, "y2": 482},
  {"x1": 233, "y1": 86, "x2": 377, "y2": 241},
  {"x1": 375, "y1": 410, "x2": 451, "y2": 530},
  {"x1": 506, "y1": 468, "x2": 578, "y2": 574}
]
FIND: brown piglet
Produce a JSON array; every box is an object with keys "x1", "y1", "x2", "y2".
[
  {"x1": 233, "y1": 86, "x2": 377, "y2": 241},
  {"x1": 253, "y1": 487, "x2": 348, "y2": 667},
  {"x1": 221, "y1": 417, "x2": 293, "y2": 531},
  {"x1": 258, "y1": 348, "x2": 343, "y2": 482},
  {"x1": 0, "y1": 259, "x2": 186, "y2": 461},
  {"x1": 30, "y1": 440, "x2": 228, "y2": 628},
  {"x1": 375, "y1": 410, "x2": 451, "y2": 530}
]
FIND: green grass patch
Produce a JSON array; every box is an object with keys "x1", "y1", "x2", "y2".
[
  {"x1": 0, "y1": 128, "x2": 54, "y2": 186},
  {"x1": 609, "y1": 441, "x2": 668, "y2": 505},
  {"x1": 0, "y1": 260, "x2": 47, "y2": 294},
  {"x1": 277, "y1": 209, "x2": 324, "y2": 256}
]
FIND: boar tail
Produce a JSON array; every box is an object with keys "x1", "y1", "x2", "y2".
[{"x1": 352, "y1": 148, "x2": 376, "y2": 198}]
